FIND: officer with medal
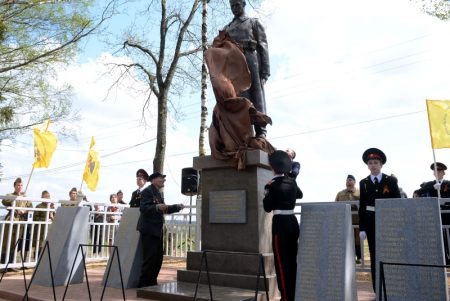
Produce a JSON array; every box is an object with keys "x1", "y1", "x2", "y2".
[
  {"x1": 358, "y1": 148, "x2": 400, "y2": 292},
  {"x1": 137, "y1": 171, "x2": 184, "y2": 288},
  {"x1": 263, "y1": 150, "x2": 303, "y2": 301}
]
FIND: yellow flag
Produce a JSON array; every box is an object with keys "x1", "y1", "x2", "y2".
[
  {"x1": 427, "y1": 99, "x2": 450, "y2": 149},
  {"x1": 33, "y1": 120, "x2": 57, "y2": 168},
  {"x1": 83, "y1": 137, "x2": 100, "y2": 191}
]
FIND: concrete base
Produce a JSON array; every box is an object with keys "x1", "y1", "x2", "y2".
[
  {"x1": 137, "y1": 281, "x2": 267, "y2": 301},
  {"x1": 177, "y1": 251, "x2": 276, "y2": 292}
]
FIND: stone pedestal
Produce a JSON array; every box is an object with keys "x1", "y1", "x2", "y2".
[
  {"x1": 103, "y1": 208, "x2": 142, "y2": 289},
  {"x1": 176, "y1": 150, "x2": 278, "y2": 296},
  {"x1": 34, "y1": 207, "x2": 89, "y2": 286}
]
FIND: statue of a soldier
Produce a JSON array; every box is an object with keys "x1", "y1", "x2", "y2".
[{"x1": 225, "y1": 0, "x2": 270, "y2": 138}]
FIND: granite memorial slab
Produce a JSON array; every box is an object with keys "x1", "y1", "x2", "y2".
[
  {"x1": 33, "y1": 206, "x2": 89, "y2": 286},
  {"x1": 103, "y1": 208, "x2": 142, "y2": 288},
  {"x1": 295, "y1": 203, "x2": 357, "y2": 301},
  {"x1": 375, "y1": 197, "x2": 448, "y2": 301}
]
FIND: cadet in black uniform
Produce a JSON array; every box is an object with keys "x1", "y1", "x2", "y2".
[
  {"x1": 416, "y1": 162, "x2": 450, "y2": 264},
  {"x1": 137, "y1": 172, "x2": 184, "y2": 287},
  {"x1": 358, "y1": 148, "x2": 401, "y2": 291},
  {"x1": 416, "y1": 162, "x2": 450, "y2": 198},
  {"x1": 129, "y1": 169, "x2": 149, "y2": 208},
  {"x1": 263, "y1": 150, "x2": 303, "y2": 301}
]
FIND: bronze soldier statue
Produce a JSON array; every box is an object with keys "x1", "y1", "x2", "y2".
[{"x1": 225, "y1": 0, "x2": 270, "y2": 138}]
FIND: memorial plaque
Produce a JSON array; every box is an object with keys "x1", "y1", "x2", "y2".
[
  {"x1": 376, "y1": 198, "x2": 448, "y2": 301},
  {"x1": 209, "y1": 190, "x2": 246, "y2": 223},
  {"x1": 295, "y1": 203, "x2": 357, "y2": 301}
]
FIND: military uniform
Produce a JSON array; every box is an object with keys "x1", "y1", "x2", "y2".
[
  {"x1": 335, "y1": 188, "x2": 361, "y2": 261},
  {"x1": 129, "y1": 189, "x2": 143, "y2": 208},
  {"x1": 263, "y1": 173, "x2": 303, "y2": 301},
  {"x1": 1, "y1": 193, "x2": 33, "y2": 262},
  {"x1": 33, "y1": 202, "x2": 54, "y2": 250},
  {"x1": 416, "y1": 162, "x2": 450, "y2": 263},
  {"x1": 359, "y1": 174, "x2": 400, "y2": 290},
  {"x1": 225, "y1": 14, "x2": 270, "y2": 137},
  {"x1": 137, "y1": 184, "x2": 182, "y2": 287},
  {"x1": 417, "y1": 180, "x2": 450, "y2": 198}
]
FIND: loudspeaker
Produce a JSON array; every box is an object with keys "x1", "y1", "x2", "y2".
[{"x1": 181, "y1": 167, "x2": 198, "y2": 196}]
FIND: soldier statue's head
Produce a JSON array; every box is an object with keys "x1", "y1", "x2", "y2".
[{"x1": 230, "y1": 0, "x2": 245, "y2": 17}]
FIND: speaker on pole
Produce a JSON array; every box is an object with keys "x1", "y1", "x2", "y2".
[{"x1": 181, "y1": 167, "x2": 198, "y2": 196}]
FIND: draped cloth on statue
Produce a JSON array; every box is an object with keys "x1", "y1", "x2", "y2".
[{"x1": 206, "y1": 31, "x2": 274, "y2": 170}]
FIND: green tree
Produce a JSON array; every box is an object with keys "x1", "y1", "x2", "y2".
[
  {"x1": 0, "y1": 0, "x2": 115, "y2": 140},
  {"x1": 412, "y1": 0, "x2": 450, "y2": 20}
]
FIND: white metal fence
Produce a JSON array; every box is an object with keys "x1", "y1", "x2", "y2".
[
  {"x1": 0, "y1": 196, "x2": 449, "y2": 272},
  {"x1": 0, "y1": 195, "x2": 196, "y2": 269}
]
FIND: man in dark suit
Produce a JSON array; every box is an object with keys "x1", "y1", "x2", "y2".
[
  {"x1": 129, "y1": 169, "x2": 149, "y2": 208},
  {"x1": 358, "y1": 148, "x2": 401, "y2": 292},
  {"x1": 416, "y1": 162, "x2": 450, "y2": 198},
  {"x1": 137, "y1": 171, "x2": 184, "y2": 287},
  {"x1": 263, "y1": 151, "x2": 303, "y2": 301}
]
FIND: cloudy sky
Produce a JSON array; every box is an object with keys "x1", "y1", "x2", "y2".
[{"x1": 1, "y1": 0, "x2": 450, "y2": 207}]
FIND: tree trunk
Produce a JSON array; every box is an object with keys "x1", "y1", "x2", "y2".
[
  {"x1": 153, "y1": 92, "x2": 168, "y2": 173},
  {"x1": 199, "y1": 0, "x2": 209, "y2": 157}
]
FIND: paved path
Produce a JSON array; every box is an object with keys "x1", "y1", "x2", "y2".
[{"x1": 0, "y1": 261, "x2": 376, "y2": 301}]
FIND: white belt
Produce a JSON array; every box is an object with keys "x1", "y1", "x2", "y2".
[
  {"x1": 366, "y1": 206, "x2": 375, "y2": 212},
  {"x1": 273, "y1": 209, "x2": 294, "y2": 215}
]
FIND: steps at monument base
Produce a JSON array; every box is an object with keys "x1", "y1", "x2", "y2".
[
  {"x1": 185, "y1": 251, "x2": 275, "y2": 275},
  {"x1": 177, "y1": 269, "x2": 276, "y2": 292},
  {"x1": 136, "y1": 281, "x2": 268, "y2": 301}
]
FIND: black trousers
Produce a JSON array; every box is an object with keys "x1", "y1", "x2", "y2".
[
  {"x1": 139, "y1": 233, "x2": 163, "y2": 288},
  {"x1": 272, "y1": 232, "x2": 298, "y2": 301},
  {"x1": 364, "y1": 213, "x2": 376, "y2": 292}
]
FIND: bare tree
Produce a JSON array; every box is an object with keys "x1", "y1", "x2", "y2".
[{"x1": 108, "y1": 0, "x2": 203, "y2": 173}]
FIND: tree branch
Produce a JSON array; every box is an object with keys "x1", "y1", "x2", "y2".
[{"x1": 123, "y1": 40, "x2": 158, "y2": 65}]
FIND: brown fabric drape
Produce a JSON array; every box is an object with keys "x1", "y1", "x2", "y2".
[{"x1": 206, "y1": 31, "x2": 274, "y2": 170}]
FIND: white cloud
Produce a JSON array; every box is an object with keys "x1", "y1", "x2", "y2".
[
  {"x1": 0, "y1": 53, "x2": 197, "y2": 207},
  {"x1": 1, "y1": 0, "x2": 450, "y2": 208}
]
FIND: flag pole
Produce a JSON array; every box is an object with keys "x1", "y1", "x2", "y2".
[
  {"x1": 432, "y1": 149, "x2": 442, "y2": 199},
  {"x1": 426, "y1": 100, "x2": 442, "y2": 200},
  {"x1": 80, "y1": 137, "x2": 93, "y2": 192},
  {"x1": 25, "y1": 120, "x2": 51, "y2": 195}
]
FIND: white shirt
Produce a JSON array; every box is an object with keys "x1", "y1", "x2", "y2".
[
  {"x1": 137, "y1": 182, "x2": 151, "y2": 193},
  {"x1": 370, "y1": 174, "x2": 382, "y2": 184}
]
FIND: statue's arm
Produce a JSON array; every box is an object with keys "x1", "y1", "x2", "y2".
[{"x1": 253, "y1": 19, "x2": 270, "y2": 80}]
